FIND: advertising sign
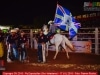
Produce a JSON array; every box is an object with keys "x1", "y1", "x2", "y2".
[{"x1": 48, "y1": 41, "x2": 91, "y2": 53}]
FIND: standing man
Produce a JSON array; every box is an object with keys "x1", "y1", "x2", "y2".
[
  {"x1": 37, "y1": 30, "x2": 46, "y2": 63},
  {"x1": 6, "y1": 29, "x2": 19, "y2": 62},
  {"x1": 18, "y1": 31, "x2": 28, "y2": 62}
]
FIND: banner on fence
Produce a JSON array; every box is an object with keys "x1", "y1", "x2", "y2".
[{"x1": 48, "y1": 41, "x2": 91, "y2": 53}]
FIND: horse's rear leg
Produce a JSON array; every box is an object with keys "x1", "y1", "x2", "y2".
[
  {"x1": 62, "y1": 44, "x2": 69, "y2": 59},
  {"x1": 53, "y1": 46, "x2": 59, "y2": 59}
]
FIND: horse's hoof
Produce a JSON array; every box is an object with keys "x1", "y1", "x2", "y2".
[
  {"x1": 53, "y1": 57, "x2": 56, "y2": 60},
  {"x1": 67, "y1": 56, "x2": 70, "y2": 60},
  {"x1": 67, "y1": 57, "x2": 70, "y2": 60},
  {"x1": 68, "y1": 58, "x2": 70, "y2": 60}
]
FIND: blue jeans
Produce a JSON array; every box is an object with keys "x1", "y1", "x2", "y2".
[
  {"x1": 12, "y1": 44, "x2": 19, "y2": 60},
  {"x1": 20, "y1": 47, "x2": 27, "y2": 61},
  {"x1": 47, "y1": 32, "x2": 52, "y2": 37},
  {"x1": 37, "y1": 43, "x2": 43, "y2": 62}
]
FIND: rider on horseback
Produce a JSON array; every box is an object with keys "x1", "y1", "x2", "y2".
[{"x1": 47, "y1": 20, "x2": 59, "y2": 38}]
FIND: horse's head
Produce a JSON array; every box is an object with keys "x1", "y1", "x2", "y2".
[{"x1": 42, "y1": 25, "x2": 49, "y2": 35}]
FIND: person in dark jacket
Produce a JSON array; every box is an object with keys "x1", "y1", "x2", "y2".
[
  {"x1": 37, "y1": 30, "x2": 46, "y2": 63},
  {"x1": 6, "y1": 29, "x2": 19, "y2": 61},
  {"x1": 18, "y1": 31, "x2": 28, "y2": 62}
]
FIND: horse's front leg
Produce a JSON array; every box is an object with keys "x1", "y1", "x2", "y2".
[
  {"x1": 45, "y1": 42, "x2": 48, "y2": 57},
  {"x1": 53, "y1": 45, "x2": 59, "y2": 59},
  {"x1": 42, "y1": 43, "x2": 46, "y2": 63}
]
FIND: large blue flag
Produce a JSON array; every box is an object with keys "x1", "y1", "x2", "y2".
[
  {"x1": 54, "y1": 4, "x2": 81, "y2": 39},
  {"x1": 69, "y1": 17, "x2": 81, "y2": 38}
]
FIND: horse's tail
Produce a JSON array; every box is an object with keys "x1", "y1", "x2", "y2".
[{"x1": 63, "y1": 35, "x2": 75, "y2": 51}]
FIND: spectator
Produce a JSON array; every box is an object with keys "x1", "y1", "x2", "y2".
[
  {"x1": 6, "y1": 29, "x2": 19, "y2": 62},
  {"x1": 18, "y1": 31, "x2": 28, "y2": 62},
  {"x1": 0, "y1": 29, "x2": 4, "y2": 58},
  {"x1": 37, "y1": 30, "x2": 46, "y2": 63}
]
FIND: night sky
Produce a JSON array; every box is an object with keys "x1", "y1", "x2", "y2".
[{"x1": 0, "y1": 0, "x2": 99, "y2": 25}]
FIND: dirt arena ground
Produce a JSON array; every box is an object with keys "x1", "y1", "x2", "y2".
[{"x1": 1, "y1": 48, "x2": 100, "y2": 75}]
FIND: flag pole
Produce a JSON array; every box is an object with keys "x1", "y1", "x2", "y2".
[{"x1": 53, "y1": 1, "x2": 58, "y2": 22}]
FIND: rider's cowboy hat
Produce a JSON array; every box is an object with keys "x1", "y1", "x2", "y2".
[
  {"x1": 14, "y1": 28, "x2": 19, "y2": 31},
  {"x1": 48, "y1": 20, "x2": 54, "y2": 25},
  {"x1": 10, "y1": 29, "x2": 16, "y2": 33}
]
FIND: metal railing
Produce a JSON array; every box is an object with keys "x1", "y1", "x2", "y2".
[{"x1": 21, "y1": 28, "x2": 100, "y2": 55}]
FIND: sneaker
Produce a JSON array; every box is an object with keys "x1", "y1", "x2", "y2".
[
  {"x1": 38, "y1": 60, "x2": 42, "y2": 63},
  {"x1": 7, "y1": 58, "x2": 13, "y2": 63},
  {"x1": 24, "y1": 60, "x2": 29, "y2": 63},
  {"x1": 41, "y1": 61, "x2": 46, "y2": 63}
]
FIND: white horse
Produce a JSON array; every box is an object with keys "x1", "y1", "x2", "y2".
[{"x1": 42, "y1": 25, "x2": 75, "y2": 60}]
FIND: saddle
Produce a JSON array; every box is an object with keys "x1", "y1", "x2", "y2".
[{"x1": 47, "y1": 33, "x2": 55, "y2": 45}]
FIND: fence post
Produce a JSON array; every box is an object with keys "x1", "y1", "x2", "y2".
[
  {"x1": 95, "y1": 28, "x2": 99, "y2": 55},
  {"x1": 30, "y1": 29, "x2": 33, "y2": 49}
]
